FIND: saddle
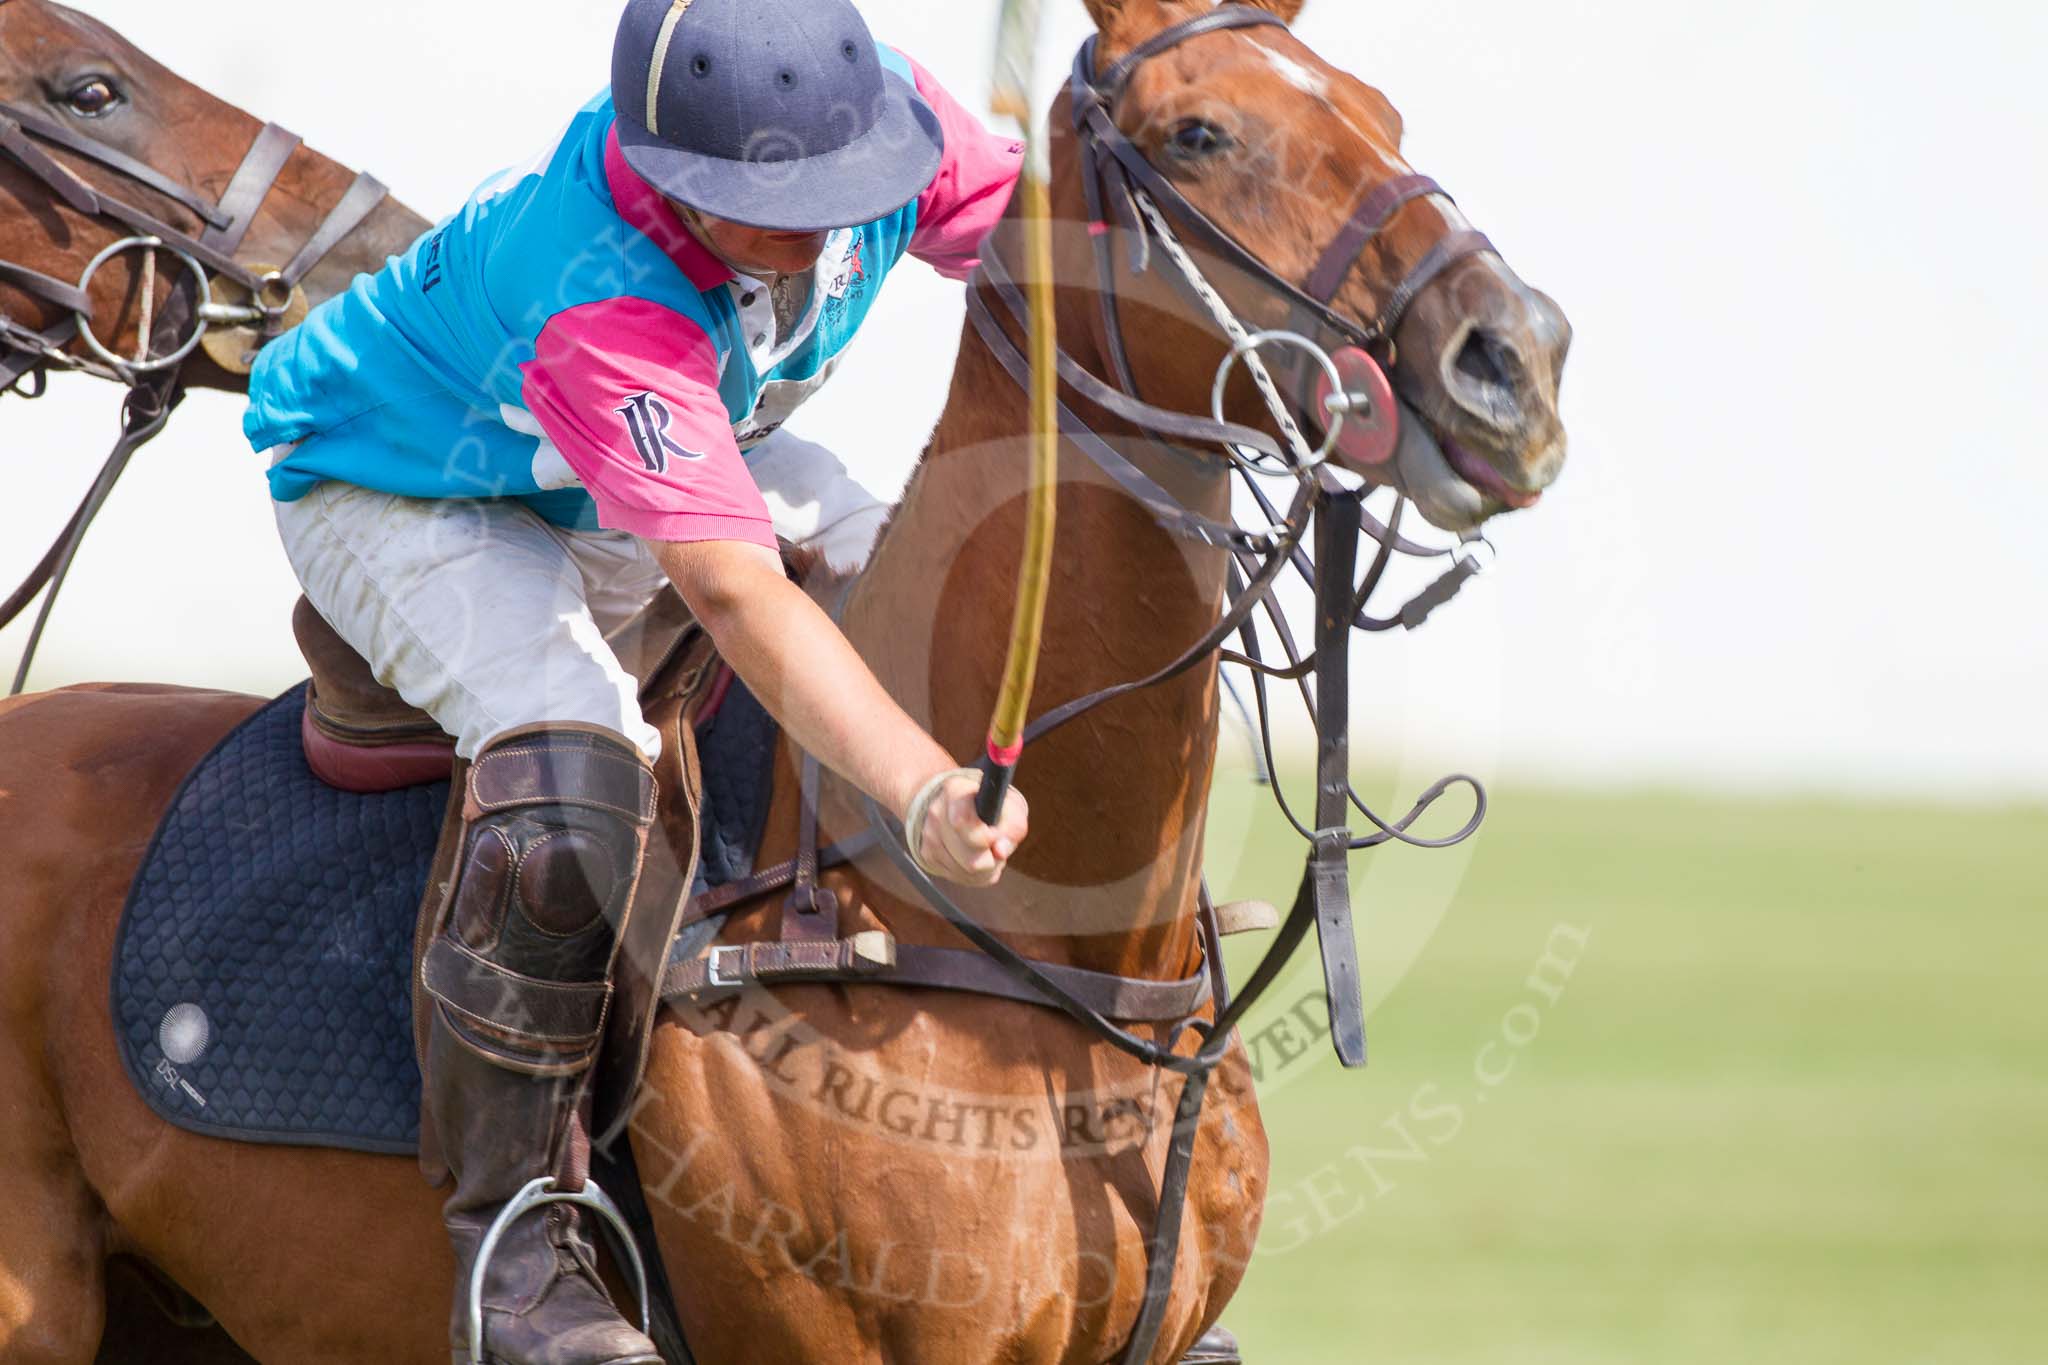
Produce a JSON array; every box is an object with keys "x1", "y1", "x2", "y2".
[
  {"x1": 292, "y1": 590, "x2": 698, "y2": 795},
  {"x1": 107, "y1": 588, "x2": 741, "y2": 1152}
]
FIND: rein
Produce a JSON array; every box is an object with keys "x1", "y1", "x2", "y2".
[{"x1": 0, "y1": 89, "x2": 388, "y2": 693}]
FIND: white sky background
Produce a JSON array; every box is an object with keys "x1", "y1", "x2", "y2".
[{"x1": 1, "y1": 0, "x2": 2042, "y2": 801}]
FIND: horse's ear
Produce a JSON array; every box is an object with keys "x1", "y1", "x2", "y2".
[
  {"x1": 1079, "y1": 0, "x2": 1148, "y2": 35},
  {"x1": 1080, "y1": 0, "x2": 1192, "y2": 40}
]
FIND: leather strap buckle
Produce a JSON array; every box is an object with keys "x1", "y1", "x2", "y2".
[{"x1": 706, "y1": 944, "x2": 745, "y2": 990}]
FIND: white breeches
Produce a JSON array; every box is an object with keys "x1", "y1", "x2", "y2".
[{"x1": 273, "y1": 429, "x2": 888, "y2": 762}]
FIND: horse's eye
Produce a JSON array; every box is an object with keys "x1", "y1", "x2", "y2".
[
  {"x1": 1166, "y1": 119, "x2": 1228, "y2": 160},
  {"x1": 65, "y1": 78, "x2": 120, "y2": 118}
]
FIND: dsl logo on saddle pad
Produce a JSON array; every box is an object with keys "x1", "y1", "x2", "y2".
[
  {"x1": 615, "y1": 391, "x2": 702, "y2": 473},
  {"x1": 152, "y1": 1002, "x2": 211, "y2": 1108}
]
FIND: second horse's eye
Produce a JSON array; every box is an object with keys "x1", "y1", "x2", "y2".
[
  {"x1": 1167, "y1": 119, "x2": 1228, "y2": 160},
  {"x1": 65, "y1": 77, "x2": 120, "y2": 118}
]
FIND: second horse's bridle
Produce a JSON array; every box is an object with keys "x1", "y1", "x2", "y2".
[
  {"x1": 962, "y1": 0, "x2": 1513, "y2": 820},
  {"x1": 0, "y1": 96, "x2": 387, "y2": 392},
  {"x1": 0, "y1": 80, "x2": 389, "y2": 693}
]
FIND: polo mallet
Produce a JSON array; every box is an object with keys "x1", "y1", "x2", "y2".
[{"x1": 976, "y1": 0, "x2": 1058, "y2": 826}]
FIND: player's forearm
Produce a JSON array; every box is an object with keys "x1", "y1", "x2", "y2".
[{"x1": 651, "y1": 539, "x2": 952, "y2": 817}]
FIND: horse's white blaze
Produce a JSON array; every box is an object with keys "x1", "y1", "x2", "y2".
[
  {"x1": 1322, "y1": 104, "x2": 1406, "y2": 172},
  {"x1": 1260, "y1": 46, "x2": 1330, "y2": 100}
]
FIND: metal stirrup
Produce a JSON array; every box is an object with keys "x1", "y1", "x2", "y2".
[{"x1": 466, "y1": 1177, "x2": 652, "y2": 1365}]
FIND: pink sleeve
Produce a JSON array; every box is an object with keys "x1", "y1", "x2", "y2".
[
  {"x1": 897, "y1": 50, "x2": 1024, "y2": 282},
  {"x1": 521, "y1": 298, "x2": 776, "y2": 547}
]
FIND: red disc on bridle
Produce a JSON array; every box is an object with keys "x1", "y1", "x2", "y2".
[{"x1": 1314, "y1": 346, "x2": 1400, "y2": 470}]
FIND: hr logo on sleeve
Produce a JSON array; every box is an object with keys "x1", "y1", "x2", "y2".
[{"x1": 615, "y1": 391, "x2": 702, "y2": 473}]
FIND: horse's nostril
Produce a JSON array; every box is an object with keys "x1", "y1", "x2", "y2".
[{"x1": 1453, "y1": 328, "x2": 1516, "y2": 393}]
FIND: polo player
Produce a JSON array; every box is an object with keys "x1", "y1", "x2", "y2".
[{"x1": 242, "y1": 0, "x2": 1030, "y2": 1359}]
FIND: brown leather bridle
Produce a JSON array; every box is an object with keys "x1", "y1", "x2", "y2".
[
  {"x1": 0, "y1": 96, "x2": 385, "y2": 389},
  {"x1": 0, "y1": 59, "x2": 389, "y2": 692},
  {"x1": 1067, "y1": 5, "x2": 1499, "y2": 408}
]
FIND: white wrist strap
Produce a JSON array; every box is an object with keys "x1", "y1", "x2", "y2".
[{"x1": 902, "y1": 767, "x2": 981, "y2": 880}]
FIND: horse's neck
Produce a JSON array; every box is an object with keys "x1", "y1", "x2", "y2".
[{"x1": 842, "y1": 283, "x2": 1234, "y2": 979}]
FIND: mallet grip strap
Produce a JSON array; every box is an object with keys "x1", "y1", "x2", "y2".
[{"x1": 903, "y1": 766, "x2": 983, "y2": 881}]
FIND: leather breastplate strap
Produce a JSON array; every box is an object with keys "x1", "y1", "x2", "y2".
[
  {"x1": 661, "y1": 928, "x2": 1212, "y2": 1022},
  {"x1": 1306, "y1": 491, "x2": 1367, "y2": 1066},
  {"x1": 660, "y1": 747, "x2": 1216, "y2": 1021}
]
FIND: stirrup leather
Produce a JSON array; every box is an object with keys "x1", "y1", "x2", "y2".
[{"x1": 465, "y1": 1177, "x2": 651, "y2": 1365}]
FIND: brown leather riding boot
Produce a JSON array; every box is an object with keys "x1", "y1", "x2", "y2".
[{"x1": 420, "y1": 725, "x2": 663, "y2": 1365}]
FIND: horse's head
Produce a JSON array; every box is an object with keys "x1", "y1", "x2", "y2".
[
  {"x1": 0, "y1": 0, "x2": 419, "y2": 387},
  {"x1": 1070, "y1": 0, "x2": 1571, "y2": 530}
]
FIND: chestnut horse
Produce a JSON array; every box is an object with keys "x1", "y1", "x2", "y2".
[{"x1": 0, "y1": 1, "x2": 1569, "y2": 1361}]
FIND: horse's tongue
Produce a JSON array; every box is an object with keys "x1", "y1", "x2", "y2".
[{"x1": 1444, "y1": 437, "x2": 1541, "y2": 510}]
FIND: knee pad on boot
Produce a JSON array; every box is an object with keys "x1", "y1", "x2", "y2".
[{"x1": 421, "y1": 726, "x2": 656, "y2": 1077}]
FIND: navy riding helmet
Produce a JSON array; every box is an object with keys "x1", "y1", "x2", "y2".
[{"x1": 612, "y1": 0, "x2": 945, "y2": 233}]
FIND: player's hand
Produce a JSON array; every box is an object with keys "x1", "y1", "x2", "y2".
[{"x1": 907, "y1": 769, "x2": 1029, "y2": 886}]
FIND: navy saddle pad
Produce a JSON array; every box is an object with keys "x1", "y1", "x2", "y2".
[{"x1": 112, "y1": 679, "x2": 777, "y2": 1154}]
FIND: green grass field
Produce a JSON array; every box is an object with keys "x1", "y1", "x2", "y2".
[{"x1": 1204, "y1": 774, "x2": 2046, "y2": 1363}]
